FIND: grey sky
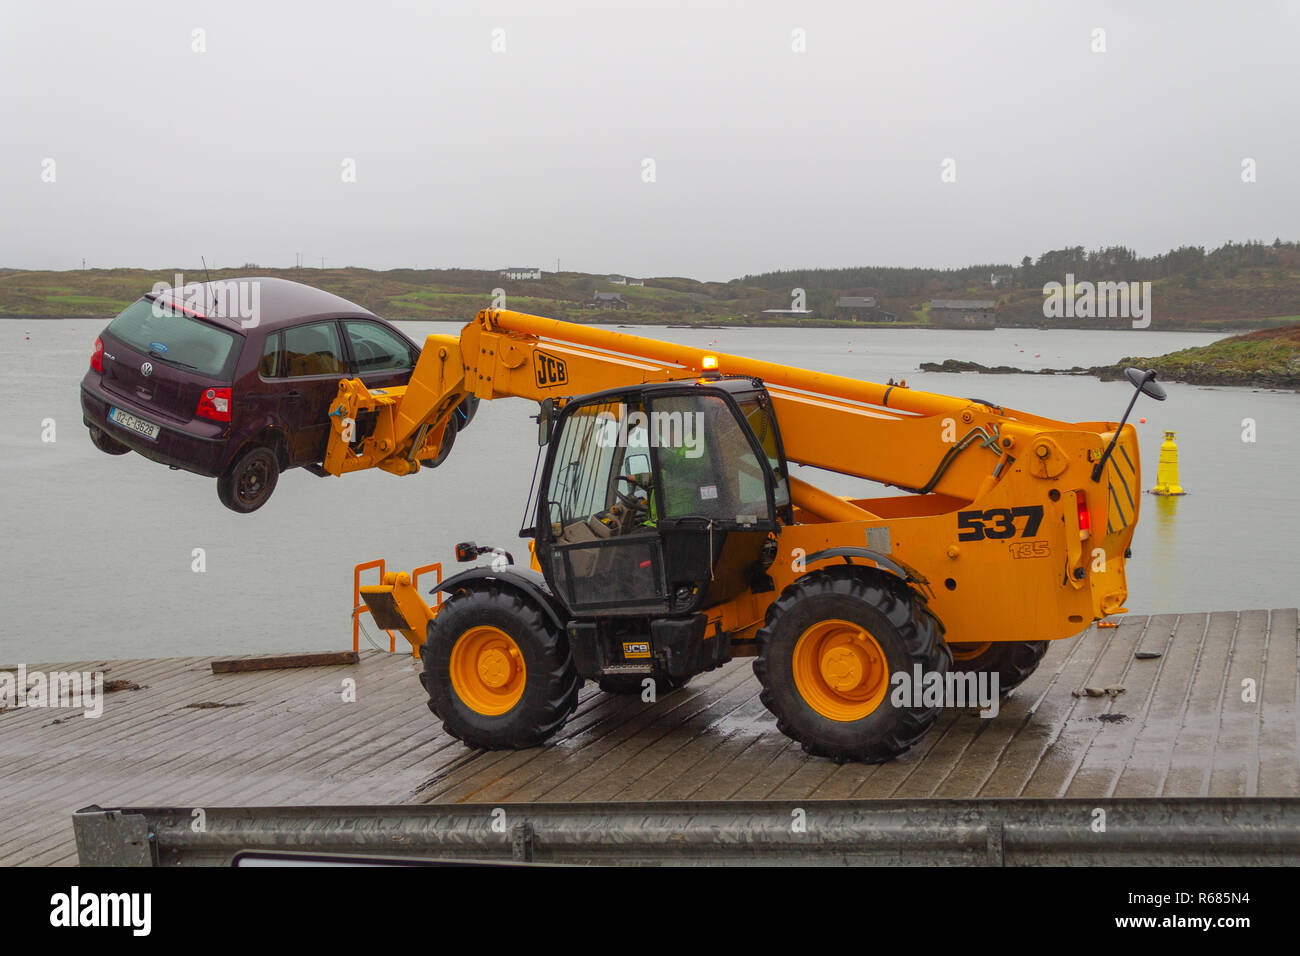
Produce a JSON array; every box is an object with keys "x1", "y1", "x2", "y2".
[{"x1": 3, "y1": 0, "x2": 1297, "y2": 280}]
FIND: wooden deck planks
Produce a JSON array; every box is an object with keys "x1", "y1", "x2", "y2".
[{"x1": 1, "y1": 610, "x2": 1296, "y2": 865}]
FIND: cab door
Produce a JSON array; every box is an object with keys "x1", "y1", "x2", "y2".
[
  {"x1": 533, "y1": 386, "x2": 783, "y2": 617},
  {"x1": 535, "y1": 396, "x2": 671, "y2": 616}
]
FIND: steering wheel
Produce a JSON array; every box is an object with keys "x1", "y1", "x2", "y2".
[{"x1": 615, "y1": 474, "x2": 651, "y2": 513}]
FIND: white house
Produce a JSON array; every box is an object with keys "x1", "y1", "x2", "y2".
[{"x1": 500, "y1": 267, "x2": 542, "y2": 280}]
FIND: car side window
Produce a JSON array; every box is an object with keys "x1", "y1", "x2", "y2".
[
  {"x1": 259, "y1": 333, "x2": 282, "y2": 379},
  {"x1": 343, "y1": 321, "x2": 413, "y2": 374},
  {"x1": 283, "y1": 322, "x2": 344, "y2": 377}
]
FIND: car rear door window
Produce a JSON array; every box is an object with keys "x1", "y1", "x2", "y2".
[
  {"x1": 283, "y1": 322, "x2": 344, "y2": 377},
  {"x1": 260, "y1": 333, "x2": 282, "y2": 378},
  {"x1": 343, "y1": 321, "x2": 413, "y2": 374}
]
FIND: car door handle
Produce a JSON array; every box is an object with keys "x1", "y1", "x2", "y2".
[{"x1": 282, "y1": 389, "x2": 304, "y2": 399}]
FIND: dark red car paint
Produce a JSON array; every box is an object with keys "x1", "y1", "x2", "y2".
[{"x1": 79, "y1": 277, "x2": 423, "y2": 479}]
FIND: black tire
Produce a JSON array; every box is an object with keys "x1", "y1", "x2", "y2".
[
  {"x1": 948, "y1": 640, "x2": 1049, "y2": 695},
  {"x1": 216, "y1": 445, "x2": 279, "y2": 514},
  {"x1": 454, "y1": 395, "x2": 480, "y2": 431},
  {"x1": 423, "y1": 584, "x2": 580, "y2": 750},
  {"x1": 419, "y1": 415, "x2": 457, "y2": 469},
  {"x1": 88, "y1": 425, "x2": 131, "y2": 455},
  {"x1": 754, "y1": 569, "x2": 950, "y2": 764},
  {"x1": 598, "y1": 673, "x2": 691, "y2": 696}
]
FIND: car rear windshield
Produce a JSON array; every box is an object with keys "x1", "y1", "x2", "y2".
[{"x1": 106, "y1": 298, "x2": 242, "y2": 379}]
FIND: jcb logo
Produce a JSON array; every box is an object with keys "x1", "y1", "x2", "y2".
[
  {"x1": 534, "y1": 351, "x2": 568, "y2": 388},
  {"x1": 622, "y1": 641, "x2": 651, "y2": 659}
]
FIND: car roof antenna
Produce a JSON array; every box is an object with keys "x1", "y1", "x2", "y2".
[{"x1": 200, "y1": 256, "x2": 217, "y2": 316}]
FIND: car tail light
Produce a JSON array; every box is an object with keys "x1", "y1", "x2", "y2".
[
  {"x1": 91, "y1": 337, "x2": 103, "y2": 372},
  {"x1": 197, "y1": 387, "x2": 232, "y2": 422},
  {"x1": 1076, "y1": 490, "x2": 1091, "y2": 539}
]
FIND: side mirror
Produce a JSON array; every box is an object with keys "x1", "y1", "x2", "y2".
[
  {"x1": 1124, "y1": 366, "x2": 1167, "y2": 402},
  {"x1": 537, "y1": 398, "x2": 555, "y2": 446},
  {"x1": 1092, "y1": 367, "x2": 1170, "y2": 482}
]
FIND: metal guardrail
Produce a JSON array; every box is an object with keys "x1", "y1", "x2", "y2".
[{"x1": 73, "y1": 798, "x2": 1300, "y2": 866}]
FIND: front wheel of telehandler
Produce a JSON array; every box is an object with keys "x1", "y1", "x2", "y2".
[
  {"x1": 422, "y1": 585, "x2": 580, "y2": 750},
  {"x1": 754, "y1": 570, "x2": 950, "y2": 764},
  {"x1": 948, "y1": 640, "x2": 1049, "y2": 695}
]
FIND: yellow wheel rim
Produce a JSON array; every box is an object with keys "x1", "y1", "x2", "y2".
[
  {"x1": 949, "y1": 642, "x2": 992, "y2": 663},
  {"x1": 449, "y1": 625, "x2": 527, "y2": 716},
  {"x1": 792, "y1": 619, "x2": 890, "y2": 722}
]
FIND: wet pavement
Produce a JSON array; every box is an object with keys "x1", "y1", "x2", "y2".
[{"x1": 2, "y1": 608, "x2": 1296, "y2": 865}]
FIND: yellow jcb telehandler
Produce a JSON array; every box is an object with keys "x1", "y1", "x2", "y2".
[{"x1": 331, "y1": 309, "x2": 1164, "y2": 762}]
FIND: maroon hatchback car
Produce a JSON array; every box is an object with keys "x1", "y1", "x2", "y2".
[{"x1": 80, "y1": 277, "x2": 474, "y2": 513}]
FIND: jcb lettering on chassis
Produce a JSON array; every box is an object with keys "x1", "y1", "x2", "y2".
[
  {"x1": 533, "y1": 351, "x2": 568, "y2": 388},
  {"x1": 957, "y1": 505, "x2": 1044, "y2": 541}
]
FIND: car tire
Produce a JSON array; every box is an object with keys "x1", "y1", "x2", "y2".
[
  {"x1": 217, "y1": 445, "x2": 280, "y2": 514},
  {"x1": 88, "y1": 425, "x2": 131, "y2": 456},
  {"x1": 420, "y1": 415, "x2": 458, "y2": 469},
  {"x1": 454, "y1": 395, "x2": 480, "y2": 431}
]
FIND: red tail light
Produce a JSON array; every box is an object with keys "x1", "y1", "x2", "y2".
[
  {"x1": 1076, "y1": 491, "x2": 1091, "y2": 538},
  {"x1": 197, "y1": 387, "x2": 232, "y2": 422},
  {"x1": 91, "y1": 337, "x2": 103, "y2": 373}
]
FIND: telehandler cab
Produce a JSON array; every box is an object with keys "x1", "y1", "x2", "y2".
[{"x1": 334, "y1": 308, "x2": 1162, "y2": 762}]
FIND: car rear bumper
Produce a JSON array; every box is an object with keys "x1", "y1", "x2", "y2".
[{"x1": 80, "y1": 374, "x2": 230, "y2": 478}]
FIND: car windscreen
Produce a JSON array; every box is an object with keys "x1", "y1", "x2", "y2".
[{"x1": 106, "y1": 298, "x2": 242, "y2": 379}]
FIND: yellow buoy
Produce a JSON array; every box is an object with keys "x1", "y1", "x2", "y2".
[{"x1": 1149, "y1": 430, "x2": 1186, "y2": 496}]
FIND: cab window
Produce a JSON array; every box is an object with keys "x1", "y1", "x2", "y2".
[{"x1": 653, "y1": 394, "x2": 772, "y2": 524}]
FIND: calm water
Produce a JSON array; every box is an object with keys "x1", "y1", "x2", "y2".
[{"x1": 2, "y1": 320, "x2": 1297, "y2": 663}]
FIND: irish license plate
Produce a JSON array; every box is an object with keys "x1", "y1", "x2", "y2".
[{"x1": 109, "y1": 406, "x2": 160, "y2": 441}]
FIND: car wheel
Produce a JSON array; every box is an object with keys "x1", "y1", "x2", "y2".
[
  {"x1": 454, "y1": 395, "x2": 480, "y2": 431},
  {"x1": 217, "y1": 445, "x2": 280, "y2": 514},
  {"x1": 420, "y1": 415, "x2": 458, "y2": 469},
  {"x1": 88, "y1": 425, "x2": 132, "y2": 456}
]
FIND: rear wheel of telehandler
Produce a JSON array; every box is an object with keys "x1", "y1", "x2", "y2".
[
  {"x1": 948, "y1": 640, "x2": 1049, "y2": 695},
  {"x1": 422, "y1": 585, "x2": 580, "y2": 750},
  {"x1": 754, "y1": 570, "x2": 950, "y2": 763}
]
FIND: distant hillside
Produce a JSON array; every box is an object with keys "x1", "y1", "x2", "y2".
[
  {"x1": 2, "y1": 239, "x2": 1297, "y2": 331},
  {"x1": 1116, "y1": 322, "x2": 1300, "y2": 389},
  {"x1": 744, "y1": 240, "x2": 1300, "y2": 331}
]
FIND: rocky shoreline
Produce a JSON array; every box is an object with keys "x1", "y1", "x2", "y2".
[{"x1": 919, "y1": 357, "x2": 1300, "y2": 390}]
